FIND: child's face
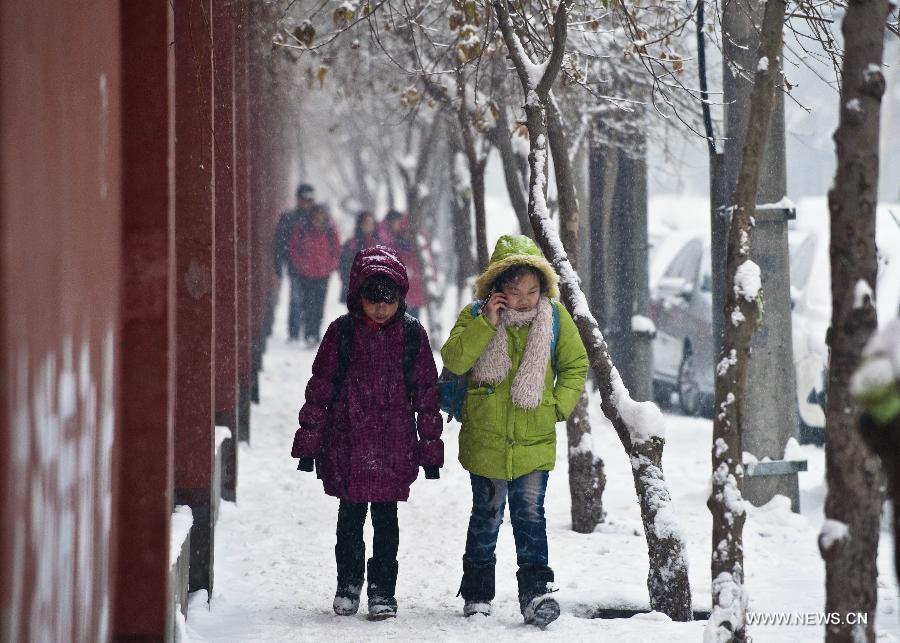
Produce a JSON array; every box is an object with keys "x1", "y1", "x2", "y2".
[
  {"x1": 500, "y1": 272, "x2": 541, "y2": 312},
  {"x1": 361, "y1": 298, "x2": 399, "y2": 324}
]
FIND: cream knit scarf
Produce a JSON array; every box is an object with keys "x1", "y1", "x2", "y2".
[{"x1": 471, "y1": 296, "x2": 553, "y2": 409}]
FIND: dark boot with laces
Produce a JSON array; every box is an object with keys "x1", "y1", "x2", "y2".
[{"x1": 517, "y1": 566, "x2": 560, "y2": 628}]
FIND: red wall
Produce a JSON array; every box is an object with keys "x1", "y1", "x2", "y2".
[
  {"x1": 0, "y1": 3, "x2": 122, "y2": 641},
  {"x1": 1, "y1": 3, "x2": 295, "y2": 639}
]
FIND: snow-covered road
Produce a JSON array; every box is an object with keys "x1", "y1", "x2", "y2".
[{"x1": 185, "y1": 276, "x2": 898, "y2": 642}]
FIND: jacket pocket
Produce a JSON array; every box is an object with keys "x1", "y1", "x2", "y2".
[
  {"x1": 530, "y1": 396, "x2": 559, "y2": 437},
  {"x1": 464, "y1": 386, "x2": 499, "y2": 433}
]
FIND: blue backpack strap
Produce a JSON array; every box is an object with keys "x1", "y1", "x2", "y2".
[{"x1": 550, "y1": 301, "x2": 560, "y2": 373}]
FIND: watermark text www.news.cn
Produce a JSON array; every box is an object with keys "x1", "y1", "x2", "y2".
[{"x1": 746, "y1": 612, "x2": 869, "y2": 626}]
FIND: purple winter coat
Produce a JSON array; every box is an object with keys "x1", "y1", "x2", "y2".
[{"x1": 291, "y1": 246, "x2": 444, "y2": 502}]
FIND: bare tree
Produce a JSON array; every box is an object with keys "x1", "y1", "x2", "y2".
[
  {"x1": 818, "y1": 0, "x2": 890, "y2": 637},
  {"x1": 493, "y1": 0, "x2": 692, "y2": 620},
  {"x1": 706, "y1": 0, "x2": 786, "y2": 639}
]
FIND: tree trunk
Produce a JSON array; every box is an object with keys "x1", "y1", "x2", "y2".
[
  {"x1": 489, "y1": 102, "x2": 532, "y2": 237},
  {"x1": 820, "y1": 0, "x2": 888, "y2": 637},
  {"x1": 566, "y1": 389, "x2": 606, "y2": 532},
  {"x1": 547, "y1": 96, "x2": 605, "y2": 534},
  {"x1": 456, "y1": 77, "x2": 489, "y2": 269},
  {"x1": 402, "y1": 117, "x2": 444, "y2": 341},
  {"x1": 706, "y1": 0, "x2": 785, "y2": 639},
  {"x1": 449, "y1": 124, "x2": 476, "y2": 307},
  {"x1": 696, "y1": 0, "x2": 728, "y2": 350},
  {"x1": 351, "y1": 140, "x2": 376, "y2": 211},
  {"x1": 494, "y1": 0, "x2": 692, "y2": 620}
]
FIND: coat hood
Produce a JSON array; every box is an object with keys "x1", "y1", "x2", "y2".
[
  {"x1": 474, "y1": 235, "x2": 559, "y2": 300},
  {"x1": 347, "y1": 245, "x2": 409, "y2": 315}
]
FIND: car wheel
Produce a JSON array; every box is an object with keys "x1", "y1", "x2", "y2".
[{"x1": 678, "y1": 350, "x2": 702, "y2": 417}]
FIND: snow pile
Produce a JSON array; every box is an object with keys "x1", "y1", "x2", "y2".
[
  {"x1": 215, "y1": 426, "x2": 232, "y2": 452},
  {"x1": 733, "y1": 261, "x2": 761, "y2": 303},
  {"x1": 853, "y1": 279, "x2": 874, "y2": 309},
  {"x1": 704, "y1": 572, "x2": 748, "y2": 643},
  {"x1": 756, "y1": 197, "x2": 796, "y2": 211},
  {"x1": 757, "y1": 56, "x2": 769, "y2": 72},
  {"x1": 609, "y1": 367, "x2": 666, "y2": 443},
  {"x1": 632, "y1": 315, "x2": 656, "y2": 336},
  {"x1": 716, "y1": 350, "x2": 737, "y2": 377},
  {"x1": 712, "y1": 462, "x2": 745, "y2": 523},
  {"x1": 818, "y1": 519, "x2": 850, "y2": 552},
  {"x1": 170, "y1": 505, "x2": 194, "y2": 568},
  {"x1": 569, "y1": 431, "x2": 593, "y2": 457}
]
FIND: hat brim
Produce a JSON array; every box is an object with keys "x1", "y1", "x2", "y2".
[{"x1": 474, "y1": 255, "x2": 559, "y2": 300}]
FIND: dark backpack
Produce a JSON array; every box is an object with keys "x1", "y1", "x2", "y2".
[
  {"x1": 438, "y1": 301, "x2": 561, "y2": 422},
  {"x1": 331, "y1": 313, "x2": 422, "y2": 402}
]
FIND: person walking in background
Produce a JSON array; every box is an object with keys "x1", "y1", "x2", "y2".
[
  {"x1": 378, "y1": 210, "x2": 428, "y2": 319},
  {"x1": 339, "y1": 210, "x2": 378, "y2": 303},
  {"x1": 291, "y1": 246, "x2": 443, "y2": 620},
  {"x1": 440, "y1": 235, "x2": 588, "y2": 628},
  {"x1": 287, "y1": 203, "x2": 341, "y2": 346},
  {"x1": 273, "y1": 183, "x2": 317, "y2": 340}
]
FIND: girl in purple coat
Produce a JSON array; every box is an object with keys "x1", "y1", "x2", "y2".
[{"x1": 291, "y1": 245, "x2": 444, "y2": 620}]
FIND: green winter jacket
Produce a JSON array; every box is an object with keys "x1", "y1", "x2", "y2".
[{"x1": 441, "y1": 301, "x2": 589, "y2": 480}]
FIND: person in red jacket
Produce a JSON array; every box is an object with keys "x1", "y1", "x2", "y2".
[
  {"x1": 288, "y1": 204, "x2": 341, "y2": 345},
  {"x1": 273, "y1": 183, "x2": 317, "y2": 340}
]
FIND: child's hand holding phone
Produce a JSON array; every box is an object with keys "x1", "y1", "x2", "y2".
[{"x1": 483, "y1": 287, "x2": 507, "y2": 326}]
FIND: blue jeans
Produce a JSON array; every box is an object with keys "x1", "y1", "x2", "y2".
[{"x1": 464, "y1": 471, "x2": 549, "y2": 568}]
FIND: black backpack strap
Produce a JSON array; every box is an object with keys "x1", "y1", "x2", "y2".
[
  {"x1": 332, "y1": 314, "x2": 355, "y2": 403},
  {"x1": 402, "y1": 313, "x2": 423, "y2": 395}
]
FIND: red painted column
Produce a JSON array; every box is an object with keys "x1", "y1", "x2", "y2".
[
  {"x1": 213, "y1": 0, "x2": 238, "y2": 502},
  {"x1": 173, "y1": 0, "x2": 216, "y2": 593},
  {"x1": 247, "y1": 8, "x2": 266, "y2": 407},
  {"x1": 234, "y1": 4, "x2": 253, "y2": 443},
  {"x1": 114, "y1": 1, "x2": 176, "y2": 638},
  {"x1": 1, "y1": 4, "x2": 122, "y2": 641}
]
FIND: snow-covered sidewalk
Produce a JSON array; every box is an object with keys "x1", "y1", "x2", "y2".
[{"x1": 186, "y1": 277, "x2": 899, "y2": 642}]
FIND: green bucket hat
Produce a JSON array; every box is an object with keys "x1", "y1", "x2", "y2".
[{"x1": 473, "y1": 234, "x2": 559, "y2": 300}]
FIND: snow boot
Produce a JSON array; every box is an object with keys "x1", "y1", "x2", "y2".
[
  {"x1": 517, "y1": 566, "x2": 560, "y2": 629},
  {"x1": 332, "y1": 581, "x2": 363, "y2": 616},
  {"x1": 459, "y1": 558, "x2": 495, "y2": 617},
  {"x1": 366, "y1": 558, "x2": 398, "y2": 620},
  {"x1": 334, "y1": 539, "x2": 365, "y2": 616}
]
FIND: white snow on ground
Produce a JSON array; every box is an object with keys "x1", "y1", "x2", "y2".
[{"x1": 186, "y1": 275, "x2": 899, "y2": 642}]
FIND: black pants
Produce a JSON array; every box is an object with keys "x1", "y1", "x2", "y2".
[
  {"x1": 287, "y1": 274, "x2": 304, "y2": 339},
  {"x1": 299, "y1": 276, "x2": 328, "y2": 342},
  {"x1": 335, "y1": 500, "x2": 399, "y2": 588}
]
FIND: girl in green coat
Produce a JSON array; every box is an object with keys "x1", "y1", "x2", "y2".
[{"x1": 440, "y1": 235, "x2": 588, "y2": 628}]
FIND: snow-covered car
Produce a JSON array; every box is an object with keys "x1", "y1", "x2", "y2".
[{"x1": 649, "y1": 198, "x2": 900, "y2": 445}]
